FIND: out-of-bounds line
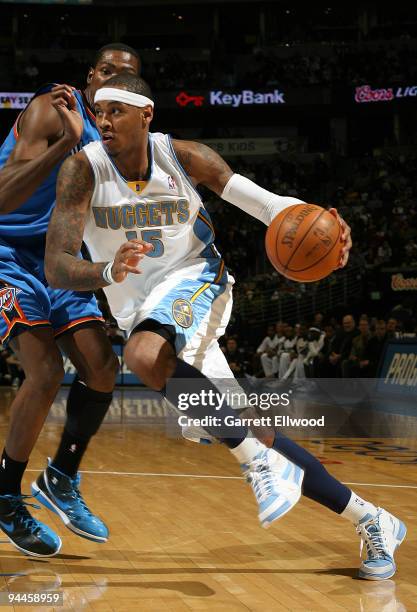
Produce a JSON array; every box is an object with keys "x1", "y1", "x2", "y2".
[{"x1": 24, "y1": 469, "x2": 417, "y2": 489}]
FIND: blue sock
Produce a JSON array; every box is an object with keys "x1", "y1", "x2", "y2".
[
  {"x1": 163, "y1": 359, "x2": 247, "y2": 448},
  {"x1": 273, "y1": 432, "x2": 351, "y2": 513}
]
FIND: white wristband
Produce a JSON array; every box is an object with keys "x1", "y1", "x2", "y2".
[
  {"x1": 221, "y1": 173, "x2": 305, "y2": 226},
  {"x1": 102, "y1": 261, "x2": 115, "y2": 285}
]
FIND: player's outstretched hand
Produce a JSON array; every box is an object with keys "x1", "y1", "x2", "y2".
[
  {"x1": 328, "y1": 208, "x2": 352, "y2": 268},
  {"x1": 111, "y1": 240, "x2": 153, "y2": 283},
  {"x1": 51, "y1": 84, "x2": 83, "y2": 147}
]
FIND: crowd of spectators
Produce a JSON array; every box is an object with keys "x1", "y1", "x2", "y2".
[
  {"x1": 222, "y1": 309, "x2": 416, "y2": 380},
  {"x1": 11, "y1": 39, "x2": 417, "y2": 92},
  {"x1": 204, "y1": 150, "x2": 417, "y2": 284},
  {"x1": 236, "y1": 42, "x2": 417, "y2": 90}
]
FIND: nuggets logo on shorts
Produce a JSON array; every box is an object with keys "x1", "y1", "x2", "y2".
[
  {"x1": 0, "y1": 287, "x2": 21, "y2": 313},
  {"x1": 172, "y1": 298, "x2": 193, "y2": 328}
]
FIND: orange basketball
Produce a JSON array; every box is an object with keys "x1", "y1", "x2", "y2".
[{"x1": 265, "y1": 203, "x2": 342, "y2": 282}]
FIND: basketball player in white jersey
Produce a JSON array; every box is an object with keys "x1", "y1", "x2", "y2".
[{"x1": 45, "y1": 74, "x2": 406, "y2": 580}]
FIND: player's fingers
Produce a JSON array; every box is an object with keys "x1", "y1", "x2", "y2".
[
  {"x1": 120, "y1": 239, "x2": 148, "y2": 249},
  {"x1": 52, "y1": 99, "x2": 71, "y2": 113},
  {"x1": 119, "y1": 243, "x2": 144, "y2": 256},
  {"x1": 119, "y1": 245, "x2": 143, "y2": 256},
  {"x1": 122, "y1": 256, "x2": 145, "y2": 267},
  {"x1": 340, "y1": 249, "x2": 350, "y2": 268},
  {"x1": 130, "y1": 239, "x2": 153, "y2": 252},
  {"x1": 119, "y1": 263, "x2": 142, "y2": 275},
  {"x1": 52, "y1": 91, "x2": 76, "y2": 111},
  {"x1": 338, "y1": 236, "x2": 352, "y2": 268},
  {"x1": 51, "y1": 88, "x2": 74, "y2": 101},
  {"x1": 52, "y1": 83, "x2": 74, "y2": 91},
  {"x1": 328, "y1": 207, "x2": 345, "y2": 230}
]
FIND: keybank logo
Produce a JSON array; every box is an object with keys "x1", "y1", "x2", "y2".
[
  {"x1": 210, "y1": 89, "x2": 285, "y2": 107},
  {"x1": 176, "y1": 89, "x2": 286, "y2": 108}
]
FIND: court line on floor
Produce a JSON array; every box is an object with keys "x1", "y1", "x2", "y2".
[{"x1": 24, "y1": 469, "x2": 417, "y2": 489}]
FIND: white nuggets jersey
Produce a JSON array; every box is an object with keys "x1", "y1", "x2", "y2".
[{"x1": 82, "y1": 133, "x2": 230, "y2": 333}]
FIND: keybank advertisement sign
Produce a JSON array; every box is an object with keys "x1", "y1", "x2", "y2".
[
  {"x1": 176, "y1": 89, "x2": 286, "y2": 108},
  {"x1": 377, "y1": 339, "x2": 417, "y2": 398}
]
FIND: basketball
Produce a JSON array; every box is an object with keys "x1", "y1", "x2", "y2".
[{"x1": 265, "y1": 203, "x2": 342, "y2": 282}]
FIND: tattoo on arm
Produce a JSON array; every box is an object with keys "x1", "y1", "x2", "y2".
[
  {"x1": 46, "y1": 153, "x2": 108, "y2": 291},
  {"x1": 173, "y1": 140, "x2": 233, "y2": 195}
]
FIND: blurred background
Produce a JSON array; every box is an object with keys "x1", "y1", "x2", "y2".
[{"x1": 1, "y1": 0, "x2": 416, "y2": 384}]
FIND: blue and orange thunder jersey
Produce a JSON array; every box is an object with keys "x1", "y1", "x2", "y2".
[{"x1": 0, "y1": 84, "x2": 100, "y2": 247}]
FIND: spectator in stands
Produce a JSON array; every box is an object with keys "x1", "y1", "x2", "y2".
[
  {"x1": 280, "y1": 324, "x2": 310, "y2": 381},
  {"x1": 223, "y1": 337, "x2": 247, "y2": 376},
  {"x1": 277, "y1": 325, "x2": 296, "y2": 379},
  {"x1": 342, "y1": 317, "x2": 371, "y2": 378},
  {"x1": 324, "y1": 314, "x2": 360, "y2": 377},
  {"x1": 303, "y1": 327, "x2": 325, "y2": 377},
  {"x1": 386, "y1": 318, "x2": 399, "y2": 338},
  {"x1": 391, "y1": 298, "x2": 415, "y2": 333},
  {"x1": 313, "y1": 312, "x2": 324, "y2": 329},
  {"x1": 278, "y1": 324, "x2": 301, "y2": 379},
  {"x1": 274, "y1": 321, "x2": 287, "y2": 355},
  {"x1": 362, "y1": 319, "x2": 389, "y2": 377},
  {"x1": 256, "y1": 324, "x2": 279, "y2": 378},
  {"x1": 316, "y1": 324, "x2": 337, "y2": 376}
]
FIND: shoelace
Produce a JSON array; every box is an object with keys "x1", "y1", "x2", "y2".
[
  {"x1": 357, "y1": 515, "x2": 390, "y2": 560},
  {"x1": 245, "y1": 455, "x2": 282, "y2": 503},
  {"x1": 70, "y1": 484, "x2": 93, "y2": 516},
  {"x1": 52, "y1": 473, "x2": 93, "y2": 517},
  {"x1": 1, "y1": 494, "x2": 42, "y2": 534}
]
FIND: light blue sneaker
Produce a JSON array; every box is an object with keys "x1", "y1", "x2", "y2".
[
  {"x1": 31, "y1": 461, "x2": 108, "y2": 543},
  {"x1": 357, "y1": 508, "x2": 407, "y2": 580},
  {"x1": 241, "y1": 448, "x2": 304, "y2": 528}
]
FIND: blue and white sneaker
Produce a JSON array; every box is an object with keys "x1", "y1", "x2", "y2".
[
  {"x1": 357, "y1": 508, "x2": 407, "y2": 580},
  {"x1": 0, "y1": 493, "x2": 61, "y2": 557},
  {"x1": 241, "y1": 448, "x2": 304, "y2": 528},
  {"x1": 31, "y1": 461, "x2": 108, "y2": 543}
]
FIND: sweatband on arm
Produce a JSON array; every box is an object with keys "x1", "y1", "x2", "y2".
[
  {"x1": 221, "y1": 173, "x2": 305, "y2": 226},
  {"x1": 102, "y1": 261, "x2": 115, "y2": 285}
]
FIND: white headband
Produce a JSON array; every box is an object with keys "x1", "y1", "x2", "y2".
[{"x1": 94, "y1": 87, "x2": 154, "y2": 108}]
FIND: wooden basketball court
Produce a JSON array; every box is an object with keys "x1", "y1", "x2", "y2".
[{"x1": 0, "y1": 387, "x2": 416, "y2": 611}]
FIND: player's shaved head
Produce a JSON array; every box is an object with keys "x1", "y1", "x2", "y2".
[
  {"x1": 93, "y1": 43, "x2": 140, "y2": 69},
  {"x1": 103, "y1": 74, "x2": 153, "y2": 101}
]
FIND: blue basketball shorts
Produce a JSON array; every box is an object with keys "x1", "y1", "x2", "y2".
[{"x1": 0, "y1": 244, "x2": 103, "y2": 345}]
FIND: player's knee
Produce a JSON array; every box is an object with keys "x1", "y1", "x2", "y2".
[
  {"x1": 94, "y1": 350, "x2": 119, "y2": 382},
  {"x1": 124, "y1": 348, "x2": 173, "y2": 391},
  {"x1": 26, "y1": 355, "x2": 64, "y2": 392},
  {"x1": 79, "y1": 349, "x2": 119, "y2": 390},
  {"x1": 130, "y1": 356, "x2": 168, "y2": 391}
]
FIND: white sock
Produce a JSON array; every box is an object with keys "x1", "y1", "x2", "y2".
[
  {"x1": 230, "y1": 436, "x2": 264, "y2": 464},
  {"x1": 341, "y1": 491, "x2": 378, "y2": 525}
]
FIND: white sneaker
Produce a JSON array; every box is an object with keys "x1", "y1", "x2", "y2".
[
  {"x1": 241, "y1": 448, "x2": 304, "y2": 528},
  {"x1": 357, "y1": 508, "x2": 406, "y2": 580}
]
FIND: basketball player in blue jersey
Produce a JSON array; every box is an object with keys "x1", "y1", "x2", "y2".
[
  {"x1": 45, "y1": 74, "x2": 406, "y2": 581},
  {"x1": 0, "y1": 44, "x2": 141, "y2": 557}
]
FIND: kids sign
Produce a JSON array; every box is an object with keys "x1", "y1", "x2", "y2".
[{"x1": 355, "y1": 84, "x2": 417, "y2": 103}]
